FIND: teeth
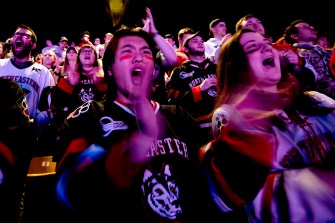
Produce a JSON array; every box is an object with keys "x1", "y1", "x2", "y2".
[
  {"x1": 132, "y1": 71, "x2": 140, "y2": 76},
  {"x1": 132, "y1": 69, "x2": 142, "y2": 76}
]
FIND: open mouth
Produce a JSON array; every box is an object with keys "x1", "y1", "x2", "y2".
[
  {"x1": 262, "y1": 57, "x2": 275, "y2": 67},
  {"x1": 15, "y1": 41, "x2": 23, "y2": 49},
  {"x1": 132, "y1": 68, "x2": 141, "y2": 76},
  {"x1": 131, "y1": 68, "x2": 143, "y2": 86}
]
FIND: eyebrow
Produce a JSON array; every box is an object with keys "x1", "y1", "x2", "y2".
[
  {"x1": 242, "y1": 39, "x2": 256, "y2": 48},
  {"x1": 120, "y1": 44, "x2": 151, "y2": 51}
]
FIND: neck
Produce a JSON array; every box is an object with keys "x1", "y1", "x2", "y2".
[
  {"x1": 189, "y1": 54, "x2": 206, "y2": 63},
  {"x1": 213, "y1": 35, "x2": 223, "y2": 40},
  {"x1": 68, "y1": 60, "x2": 76, "y2": 65},
  {"x1": 11, "y1": 56, "x2": 34, "y2": 69},
  {"x1": 12, "y1": 55, "x2": 32, "y2": 63},
  {"x1": 44, "y1": 64, "x2": 53, "y2": 69},
  {"x1": 82, "y1": 65, "x2": 97, "y2": 79},
  {"x1": 82, "y1": 65, "x2": 93, "y2": 74}
]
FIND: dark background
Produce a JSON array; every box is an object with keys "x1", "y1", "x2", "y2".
[{"x1": 2, "y1": 0, "x2": 333, "y2": 54}]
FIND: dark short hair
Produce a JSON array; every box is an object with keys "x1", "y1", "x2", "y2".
[
  {"x1": 283, "y1": 19, "x2": 304, "y2": 44},
  {"x1": 15, "y1": 24, "x2": 37, "y2": 43},
  {"x1": 177, "y1": 27, "x2": 194, "y2": 40},
  {"x1": 235, "y1": 14, "x2": 257, "y2": 32},
  {"x1": 102, "y1": 27, "x2": 158, "y2": 99},
  {"x1": 81, "y1": 31, "x2": 90, "y2": 37}
]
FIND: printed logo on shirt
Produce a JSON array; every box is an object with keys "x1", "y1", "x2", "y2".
[
  {"x1": 79, "y1": 87, "x2": 94, "y2": 103},
  {"x1": 147, "y1": 137, "x2": 189, "y2": 159},
  {"x1": 2, "y1": 76, "x2": 39, "y2": 93},
  {"x1": 67, "y1": 102, "x2": 91, "y2": 119},
  {"x1": 100, "y1": 116, "x2": 128, "y2": 137},
  {"x1": 22, "y1": 97, "x2": 30, "y2": 118},
  {"x1": 208, "y1": 88, "x2": 217, "y2": 97},
  {"x1": 141, "y1": 162, "x2": 182, "y2": 220},
  {"x1": 32, "y1": 67, "x2": 42, "y2": 72},
  {"x1": 179, "y1": 70, "x2": 194, "y2": 79}
]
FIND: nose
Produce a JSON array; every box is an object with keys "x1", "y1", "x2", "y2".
[
  {"x1": 133, "y1": 53, "x2": 144, "y2": 63},
  {"x1": 262, "y1": 43, "x2": 273, "y2": 52},
  {"x1": 251, "y1": 23, "x2": 259, "y2": 30}
]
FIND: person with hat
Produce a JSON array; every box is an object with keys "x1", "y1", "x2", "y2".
[
  {"x1": 53, "y1": 36, "x2": 69, "y2": 62},
  {"x1": 165, "y1": 27, "x2": 195, "y2": 79},
  {"x1": 204, "y1": 18, "x2": 232, "y2": 61},
  {"x1": 166, "y1": 31, "x2": 217, "y2": 141},
  {"x1": 164, "y1": 33, "x2": 177, "y2": 50}
]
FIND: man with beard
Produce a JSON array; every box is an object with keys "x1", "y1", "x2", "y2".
[
  {"x1": 166, "y1": 31, "x2": 217, "y2": 141},
  {"x1": 0, "y1": 24, "x2": 55, "y2": 222},
  {"x1": 0, "y1": 24, "x2": 55, "y2": 122}
]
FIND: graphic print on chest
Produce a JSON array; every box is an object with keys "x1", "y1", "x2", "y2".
[{"x1": 141, "y1": 162, "x2": 182, "y2": 220}]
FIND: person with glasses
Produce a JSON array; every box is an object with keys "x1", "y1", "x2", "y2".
[
  {"x1": 47, "y1": 44, "x2": 106, "y2": 116},
  {"x1": 0, "y1": 24, "x2": 54, "y2": 223},
  {"x1": 43, "y1": 44, "x2": 104, "y2": 116},
  {"x1": 0, "y1": 24, "x2": 55, "y2": 124},
  {"x1": 32, "y1": 42, "x2": 106, "y2": 223},
  {"x1": 36, "y1": 43, "x2": 106, "y2": 156}
]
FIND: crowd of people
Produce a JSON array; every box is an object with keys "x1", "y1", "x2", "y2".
[{"x1": 1, "y1": 7, "x2": 335, "y2": 223}]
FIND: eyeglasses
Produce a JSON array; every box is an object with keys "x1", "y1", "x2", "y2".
[
  {"x1": 80, "y1": 49, "x2": 94, "y2": 54},
  {"x1": 13, "y1": 32, "x2": 32, "y2": 40}
]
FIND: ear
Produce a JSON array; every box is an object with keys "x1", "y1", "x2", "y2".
[
  {"x1": 291, "y1": 34, "x2": 298, "y2": 42},
  {"x1": 32, "y1": 43, "x2": 37, "y2": 50},
  {"x1": 183, "y1": 47, "x2": 189, "y2": 54}
]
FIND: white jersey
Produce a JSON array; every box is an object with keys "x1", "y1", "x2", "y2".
[
  {"x1": 0, "y1": 58, "x2": 55, "y2": 118},
  {"x1": 208, "y1": 91, "x2": 335, "y2": 222},
  {"x1": 204, "y1": 38, "x2": 221, "y2": 58}
]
